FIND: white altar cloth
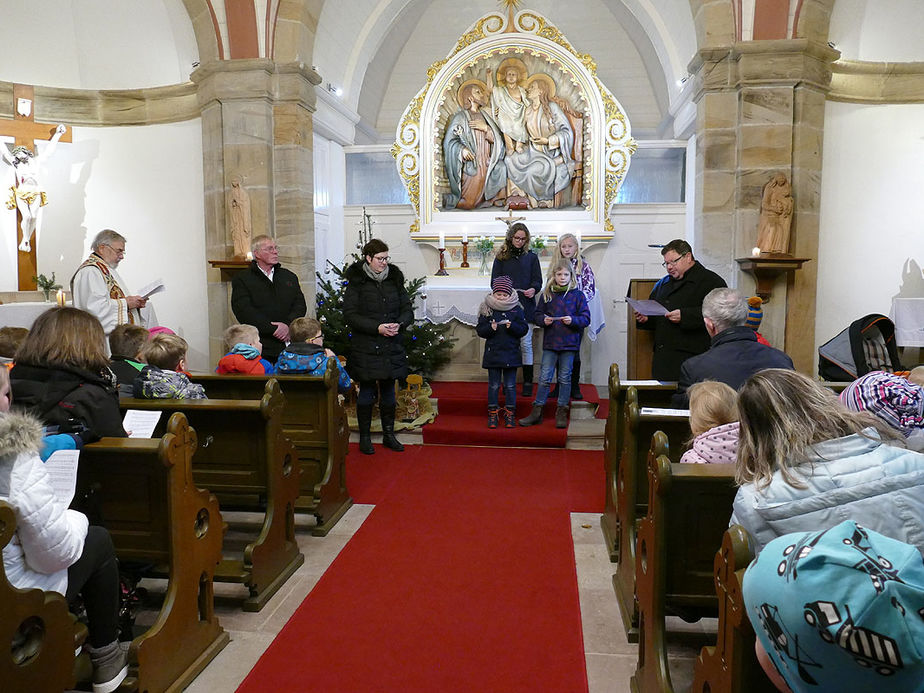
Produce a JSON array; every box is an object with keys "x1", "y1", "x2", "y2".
[
  {"x1": 0, "y1": 301, "x2": 60, "y2": 329},
  {"x1": 891, "y1": 297, "x2": 924, "y2": 347},
  {"x1": 420, "y1": 278, "x2": 491, "y2": 326}
]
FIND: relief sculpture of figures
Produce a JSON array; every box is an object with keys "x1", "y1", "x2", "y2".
[
  {"x1": 442, "y1": 81, "x2": 507, "y2": 209},
  {"x1": 230, "y1": 176, "x2": 253, "y2": 259},
  {"x1": 2, "y1": 123, "x2": 67, "y2": 253},
  {"x1": 756, "y1": 173, "x2": 794, "y2": 255},
  {"x1": 443, "y1": 58, "x2": 581, "y2": 211}
]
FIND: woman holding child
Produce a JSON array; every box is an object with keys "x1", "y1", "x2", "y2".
[
  {"x1": 731, "y1": 369, "x2": 924, "y2": 554},
  {"x1": 343, "y1": 239, "x2": 413, "y2": 455}
]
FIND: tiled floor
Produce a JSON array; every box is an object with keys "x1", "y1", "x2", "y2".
[{"x1": 129, "y1": 506, "x2": 713, "y2": 692}]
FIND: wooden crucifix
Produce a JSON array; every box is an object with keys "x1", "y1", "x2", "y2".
[{"x1": 1, "y1": 84, "x2": 71, "y2": 290}]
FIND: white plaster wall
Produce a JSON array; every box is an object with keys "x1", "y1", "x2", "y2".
[
  {"x1": 0, "y1": 0, "x2": 198, "y2": 89},
  {"x1": 0, "y1": 122, "x2": 208, "y2": 370},
  {"x1": 829, "y1": 0, "x2": 924, "y2": 61},
  {"x1": 816, "y1": 101, "x2": 924, "y2": 357}
]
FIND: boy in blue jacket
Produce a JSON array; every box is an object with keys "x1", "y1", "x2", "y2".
[{"x1": 276, "y1": 317, "x2": 352, "y2": 393}]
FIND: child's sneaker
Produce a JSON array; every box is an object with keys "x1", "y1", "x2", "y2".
[
  {"x1": 503, "y1": 407, "x2": 516, "y2": 428},
  {"x1": 487, "y1": 407, "x2": 499, "y2": 429}
]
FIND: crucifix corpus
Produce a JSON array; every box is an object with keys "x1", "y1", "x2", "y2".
[
  {"x1": 495, "y1": 208, "x2": 526, "y2": 229},
  {"x1": 1, "y1": 84, "x2": 71, "y2": 290}
]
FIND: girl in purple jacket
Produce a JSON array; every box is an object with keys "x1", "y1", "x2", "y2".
[{"x1": 519, "y1": 260, "x2": 590, "y2": 429}]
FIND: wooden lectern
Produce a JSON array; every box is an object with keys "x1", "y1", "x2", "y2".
[{"x1": 626, "y1": 278, "x2": 658, "y2": 379}]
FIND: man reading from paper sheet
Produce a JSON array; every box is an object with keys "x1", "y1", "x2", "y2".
[{"x1": 71, "y1": 229, "x2": 158, "y2": 334}]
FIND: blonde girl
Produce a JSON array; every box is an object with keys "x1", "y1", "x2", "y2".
[{"x1": 680, "y1": 381, "x2": 739, "y2": 464}]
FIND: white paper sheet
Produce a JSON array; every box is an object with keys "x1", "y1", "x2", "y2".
[
  {"x1": 640, "y1": 407, "x2": 690, "y2": 417},
  {"x1": 137, "y1": 278, "x2": 166, "y2": 299},
  {"x1": 44, "y1": 450, "x2": 80, "y2": 506},
  {"x1": 626, "y1": 297, "x2": 667, "y2": 317},
  {"x1": 123, "y1": 410, "x2": 162, "y2": 438}
]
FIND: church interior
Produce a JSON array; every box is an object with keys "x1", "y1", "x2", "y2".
[{"x1": 1, "y1": 1, "x2": 923, "y2": 691}]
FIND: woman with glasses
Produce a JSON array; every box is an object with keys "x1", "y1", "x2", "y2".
[
  {"x1": 492, "y1": 222, "x2": 543, "y2": 396},
  {"x1": 343, "y1": 239, "x2": 413, "y2": 455}
]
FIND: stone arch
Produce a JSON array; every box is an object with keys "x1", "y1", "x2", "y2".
[
  {"x1": 180, "y1": 0, "x2": 223, "y2": 63},
  {"x1": 793, "y1": 0, "x2": 836, "y2": 44},
  {"x1": 272, "y1": 0, "x2": 320, "y2": 64},
  {"x1": 689, "y1": 0, "x2": 736, "y2": 49}
]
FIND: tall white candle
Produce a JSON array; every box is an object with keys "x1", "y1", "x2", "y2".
[
  {"x1": 462, "y1": 230, "x2": 468, "y2": 243},
  {"x1": 438, "y1": 231, "x2": 445, "y2": 248}
]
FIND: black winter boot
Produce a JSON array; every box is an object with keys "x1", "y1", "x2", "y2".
[
  {"x1": 380, "y1": 404, "x2": 405, "y2": 452},
  {"x1": 521, "y1": 364, "x2": 534, "y2": 397},
  {"x1": 487, "y1": 406, "x2": 499, "y2": 429},
  {"x1": 357, "y1": 404, "x2": 375, "y2": 455},
  {"x1": 570, "y1": 359, "x2": 584, "y2": 400},
  {"x1": 555, "y1": 405, "x2": 570, "y2": 429}
]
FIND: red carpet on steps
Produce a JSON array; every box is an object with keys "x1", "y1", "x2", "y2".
[
  {"x1": 423, "y1": 380, "x2": 604, "y2": 447},
  {"x1": 237, "y1": 444, "x2": 604, "y2": 693}
]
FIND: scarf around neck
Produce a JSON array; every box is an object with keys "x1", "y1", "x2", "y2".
[
  {"x1": 480, "y1": 291, "x2": 520, "y2": 316},
  {"x1": 363, "y1": 262, "x2": 389, "y2": 283}
]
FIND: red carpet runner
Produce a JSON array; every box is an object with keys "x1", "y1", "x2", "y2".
[
  {"x1": 237, "y1": 444, "x2": 604, "y2": 692},
  {"x1": 423, "y1": 381, "x2": 604, "y2": 447}
]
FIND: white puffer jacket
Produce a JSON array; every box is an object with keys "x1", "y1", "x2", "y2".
[{"x1": 0, "y1": 411, "x2": 88, "y2": 595}]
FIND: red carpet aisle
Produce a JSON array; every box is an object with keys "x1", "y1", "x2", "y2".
[
  {"x1": 237, "y1": 444, "x2": 604, "y2": 692},
  {"x1": 424, "y1": 380, "x2": 605, "y2": 447}
]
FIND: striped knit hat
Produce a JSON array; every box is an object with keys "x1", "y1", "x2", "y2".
[
  {"x1": 491, "y1": 275, "x2": 514, "y2": 296},
  {"x1": 839, "y1": 370, "x2": 924, "y2": 437},
  {"x1": 745, "y1": 296, "x2": 763, "y2": 330}
]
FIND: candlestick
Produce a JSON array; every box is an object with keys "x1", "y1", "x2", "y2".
[
  {"x1": 55, "y1": 289, "x2": 66, "y2": 306},
  {"x1": 436, "y1": 247, "x2": 449, "y2": 276},
  {"x1": 460, "y1": 241, "x2": 470, "y2": 268}
]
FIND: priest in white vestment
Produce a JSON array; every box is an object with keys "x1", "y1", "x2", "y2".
[{"x1": 71, "y1": 229, "x2": 156, "y2": 334}]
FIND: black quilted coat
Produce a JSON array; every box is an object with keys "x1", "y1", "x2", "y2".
[{"x1": 342, "y1": 260, "x2": 413, "y2": 381}]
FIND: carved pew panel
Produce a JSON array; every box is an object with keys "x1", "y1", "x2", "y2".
[
  {"x1": 692, "y1": 526, "x2": 776, "y2": 693},
  {"x1": 0, "y1": 501, "x2": 93, "y2": 692},
  {"x1": 79, "y1": 413, "x2": 229, "y2": 692},
  {"x1": 119, "y1": 384, "x2": 303, "y2": 612},
  {"x1": 630, "y1": 445, "x2": 738, "y2": 693},
  {"x1": 601, "y1": 367, "x2": 678, "y2": 564},
  {"x1": 190, "y1": 361, "x2": 352, "y2": 536},
  {"x1": 613, "y1": 406, "x2": 690, "y2": 643}
]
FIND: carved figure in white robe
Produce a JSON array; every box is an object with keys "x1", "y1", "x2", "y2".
[
  {"x1": 443, "y1": 81, "x2": 507, "y2": 209},
  {"x1": 2, "y1": 124, "x2": 67, "y2": 253},
  {"x1": 503, "y1": 75, "x2": 575, "y2": 208}
]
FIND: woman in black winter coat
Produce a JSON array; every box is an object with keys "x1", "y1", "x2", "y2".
[
  {"x1": 342, "y1": 239, "x2": 413, "y2": 455},
  {"x1": 491, "y1": 222, "x2": 542, "y2": 396},
  {"x1": 10, "y1": 307, "x2": 126, "y2": 440}
]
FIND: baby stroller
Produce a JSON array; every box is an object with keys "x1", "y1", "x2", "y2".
[{"x1": 818, "y1": 313, "x2": 904, "y2": 381}]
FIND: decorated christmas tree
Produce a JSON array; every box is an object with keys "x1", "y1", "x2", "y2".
[{"x1": 315, "y1": 259, "x2": 455, "y2": 380}]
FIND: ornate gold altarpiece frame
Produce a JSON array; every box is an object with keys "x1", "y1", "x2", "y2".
[{"x1": 392, "y1": 8, "x2": 636, "y2": 242}]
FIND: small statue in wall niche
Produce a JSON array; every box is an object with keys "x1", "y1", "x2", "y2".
[
  {"x1": 229, "y1": 175, "x2": 253, "y2": 260},
  {"x1": 756, "y1": 173, "x2": 794, "y2": 255}
]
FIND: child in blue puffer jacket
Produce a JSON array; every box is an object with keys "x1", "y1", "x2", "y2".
[
  {"x1": 519, "y1": 259, "x2": 589, "y2": 429},
  {"x1": 476, "y1": 275, "x2": 528, "y2": 429},
  {"x1": 275, "y1": 317, "x2": 352, "y2": 393}
]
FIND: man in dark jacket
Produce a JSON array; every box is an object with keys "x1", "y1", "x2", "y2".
[
  {"x1": 635, "y1": 239, "x2": 726, "y2": 381},
  {"x1": 230, "y1": 235, "x2": 307, "y2": 363},
  {"x1": 671, "y1": 288, "x2": 794, "y2": 407}
]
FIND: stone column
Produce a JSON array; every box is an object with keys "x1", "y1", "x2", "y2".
[
  {"x1": 690, "y1": 39, "x2": 838, "y2": 372},
  {"x1": 192, "y1": 59, "x2": 321, "y2": 364}
]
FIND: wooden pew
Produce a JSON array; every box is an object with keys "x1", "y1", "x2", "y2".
[
  {"x1": 630, "y1": 440, "x2": 738, "y2": 693},
  {"x1": 119, "y1": 382, "x2": 303, "y2": 612},
  {"x1": 692, "y1": 525, "x2": 776, "y2": 693},
  {"x1": 601, "y1": 363, "x2": 678, "y2": 563},
  {"x1": 189, "y1": 361, "x2": 352, "y2": 536},
  {"x1": 78, "y1": 413, "x2": 229, "y2": 692},
  {"x1": 0, "y1": 501, "x2": 93, "y2": 692},
  {"x1": 613, "y1": 402, "x2": 690, "y2": 643}
]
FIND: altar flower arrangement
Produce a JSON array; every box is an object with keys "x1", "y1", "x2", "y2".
[
  {"x1": 474, "y1": 236, "x2": 495, "y2": 275},
  {"x1": 33, "y1": 272, "x2": 62, "y2": 301},
  {"x1": 530, "y1": 235, "x2": 550, "y2": 251}
]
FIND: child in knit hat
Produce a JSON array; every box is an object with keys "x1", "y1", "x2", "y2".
[
  {"x1": 475, "y1": 275, "x2": 528, "y2": 428},
  {"x1": 745, "y1": 296, "x2": 772, "y2": 346},
  {"x1": 743, "y1": 520, "x2": 924, "y2": 693}
]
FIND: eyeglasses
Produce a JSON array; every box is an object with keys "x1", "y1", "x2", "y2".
[
  {"x1": 310, "y1": 333, "x2": 324, "y2": 342},
  {"x1": 662, "y1": 252, "x2": 688, "y2": 268},
  {"x1": 104, "y1": 244, "x2": 125, "y2": 256},
  {"x1": 512, "y1": 235, "x2": 528, "y2": 242},
  {"x1": 258, "y1": 245, "x2": 278, "y2": 253},
  {"x1": 372, "y1": 255, "x2": 390, "y2": 262}
]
